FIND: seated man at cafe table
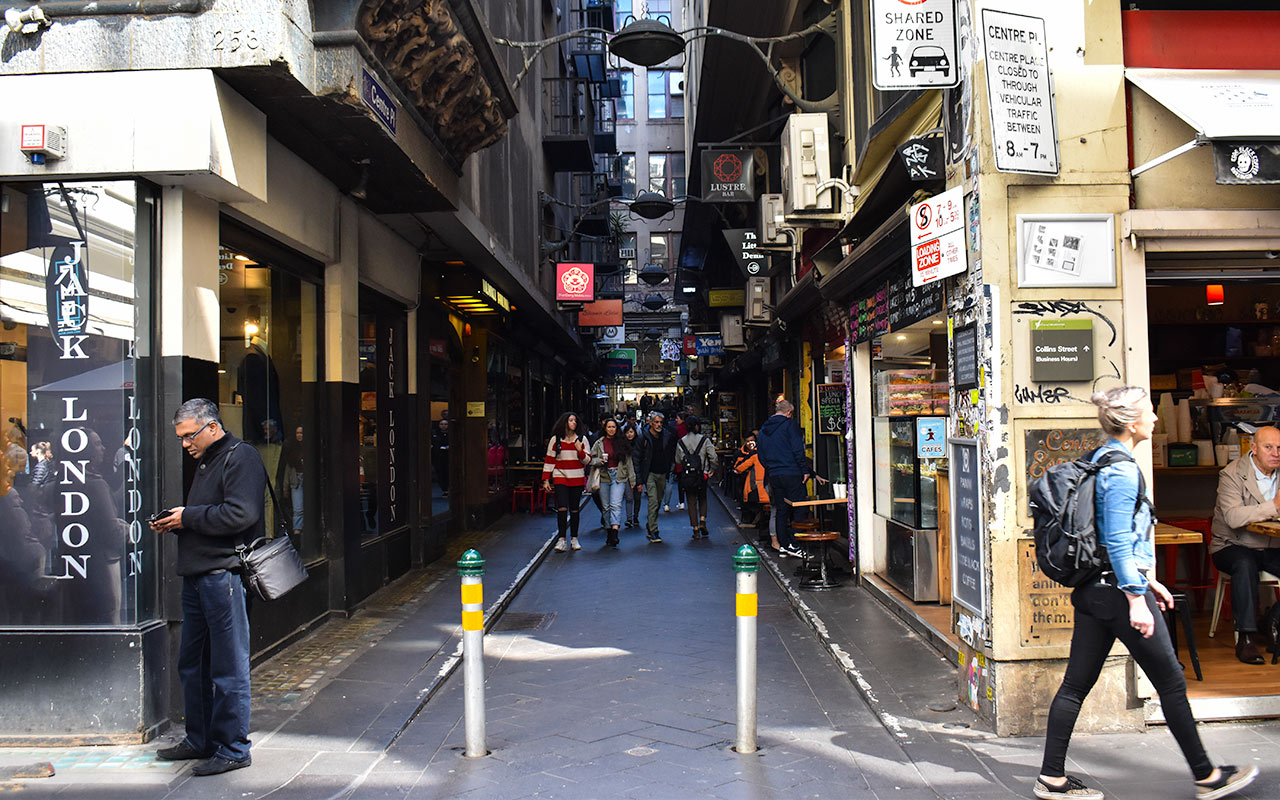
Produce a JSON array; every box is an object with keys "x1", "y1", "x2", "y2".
[{"x1": 1211, "y1": 424, "x2": 1280, "y2": 665}]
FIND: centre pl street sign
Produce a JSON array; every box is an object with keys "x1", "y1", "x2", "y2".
[{"x1": 982, "y1": 8, "x2": 1059, "y2": 175}]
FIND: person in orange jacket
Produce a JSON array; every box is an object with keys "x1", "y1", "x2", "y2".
[{"x1": 734, "y1": 435, "x2": 777, "y2": 552}]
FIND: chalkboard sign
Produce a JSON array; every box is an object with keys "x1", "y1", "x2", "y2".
[
  {"x1": 949, "y1": 438, "x2": 985, "y2": 616},
  {"x1": 953, "y1": 323, "x2": 979, "y2": 391},
  {"x1": 851, "y1": 281, "x2": 889, "y2": 344},
  {"x1": 817, "y1": 383, "x2": 845, "y2": 435},
  {"x1": 887, "y1": 273, "x2": 945, "y2": 331}
]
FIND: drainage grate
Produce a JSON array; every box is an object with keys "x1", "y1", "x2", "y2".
[{"x1": 493, "y1": 612, "x2": 555, "y2": 631}]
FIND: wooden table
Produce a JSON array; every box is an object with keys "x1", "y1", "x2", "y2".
[
  {"x1": 1246, "y1": 520, "x2": 1280, "y2": 538},
  {"x1": 783, "y1": 497, "x2": 847, "y2": 589},
  {"x1": 1154, "y1": 523, "x2": 1204, "y2": 547}
]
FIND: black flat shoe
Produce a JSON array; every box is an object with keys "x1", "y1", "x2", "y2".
[
  {"x1": 191, "y1": 755, "x2": 251, "y2": 776},
  {"x1": 157, "y1": 741, "x2": 211, "y2": 761}
]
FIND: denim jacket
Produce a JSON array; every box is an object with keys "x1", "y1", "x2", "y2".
[{"x1": 1092, "y1": 439, "x2": 1155, "y2": 595}]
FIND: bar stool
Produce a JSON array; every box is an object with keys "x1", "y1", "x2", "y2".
[
  {"x1": 511, "y1": 482, "x2": 536, "y2": 513},
  {"x1": 793, "y1": 531, "x2": 842, "y2": 590},
  {"x1": 1163, "y1": 591, "x2": 1203, "y2": 681}
]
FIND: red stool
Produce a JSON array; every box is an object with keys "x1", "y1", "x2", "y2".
[{"x1": 511, "y1": 482, "x2": 536, "y2": 513}]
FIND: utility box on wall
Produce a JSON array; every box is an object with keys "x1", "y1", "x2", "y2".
[
  {"x1": 780, "y1": 113, "x2": 832, "y2": 216},
  {"x1": 745, "y1": 276, "x2": 772, "y2": 324}
]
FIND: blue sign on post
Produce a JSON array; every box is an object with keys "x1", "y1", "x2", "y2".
[
  {"x1": 694, "y1": 334, "x2": 723, "y2": 356},
  {"x1": 361, "y1": 68, "x2": 398, "y2": 134},
  {"x1": 916, "y1": 417, "x2": 947, "y2": 459}
]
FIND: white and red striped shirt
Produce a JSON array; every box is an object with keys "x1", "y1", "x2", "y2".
[{"x1": 543, "y1": 437, "x2": 588, "y2": 486}]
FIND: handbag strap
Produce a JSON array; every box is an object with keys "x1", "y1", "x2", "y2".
[{"x1": 224, "y1": 440, "x2": 289, "y2": 535}]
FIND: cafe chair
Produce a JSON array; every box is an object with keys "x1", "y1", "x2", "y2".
[
  {"x1": 1208, "y1": 568, "x2": 1280, "y2": 639},
  {"x1": 511, "y1": 481, "x2": 537, "y2": 514}
]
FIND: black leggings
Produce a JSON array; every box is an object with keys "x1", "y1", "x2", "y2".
[
  {"x1": 554, "y1": 484, "x2": 583, "y2": 540},
  {"x1": 685, "y1": 482, "x2": 708, "y2": 528},
  {"x1": 1040, "y1": 578, "x2": 1211, "y2": 781}
]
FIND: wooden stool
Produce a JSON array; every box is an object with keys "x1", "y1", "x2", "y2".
[{"x1": 793, "y1": 531, "x2": 842, "y2": 590}]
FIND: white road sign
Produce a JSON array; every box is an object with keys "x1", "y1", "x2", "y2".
[
  {"x1": 871, "y1": 0, "x2": 959, "y2": 91},
  {"x1": 982, "y1": 9, "x2": 1059, "y2": 175},
  {"x1": 910, "y1": 186, "x2": 967, "y2": 288}
]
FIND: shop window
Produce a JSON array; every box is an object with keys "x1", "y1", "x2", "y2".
[
  {"x1": 486, "y1": 336, "x2": 509, "y2": 493},
  {"x1": 217, "y1": 229, "x2": 323, "y2": 559},
  {"x1": 0, "y1": 180, "x2": 159, "y2": 627},
  {"x1": 357, "y1": 296, "x2": 407, "y2": 538}
]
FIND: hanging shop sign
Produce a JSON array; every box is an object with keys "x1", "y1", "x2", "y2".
[
  {"x1": 694, "y1": 334, "x2": 723, "y2": 357},
  {"x1": 1213, "y1": 141, "x2": 1280, "y2": 185},
  {"x1": 949, "y1": 438, "x2": 985, "y2": 616},
  {"x1": 1029, "y1": 318, "x2": 1094, "y2": 383},
  {"x1": 896, "y1": 136, "x2": 944, "y2": 181},
  {"x1": 682, "y1": 334, "x2": 697, "y2": 355},
  {"x1": 870, "y1": 0, "x2": 959, "y2": 91},
  {"x1": 604, "y1": 358, "x2": 633, "y2": 377},
  {"x1": 851, "y1": 282, "x2": 890, "y2": 344},
  {"x1": 598, "y1": 325, "x2": 625, "y2": 345},
  {"x1": 555, "y1": 262, "x2": 594, "y2": 302},
  {"x1": 982, "y1": 9, "x2": 1059, "y2": 175},
  {"x1": 578, "y1": 298, "x2": 622, "y2": 327},
  {"x1": 708, "y1": 289, "x2": 745, "y2": 308},
  {"x1": 47, "y1": 240, "x2": 90, "y2": 359},
  {"x1": 909, "y1": 186, "x2": 967, "y2": 287},
  {"x1": 953, "y1": 323, "x2": 979, "y2": 391},
  {"x1": 816, "y1": 383, "x2": 845, "y2": 435},
  {"x1": 723, "y1": 229, "x2": 766, "y2": 278},
  {"x1": 701, "y1": 150, "x2": 755, "y2": 202},
  {"x1": 606, "y1": 347, "x2": 637, "y2": 364}
]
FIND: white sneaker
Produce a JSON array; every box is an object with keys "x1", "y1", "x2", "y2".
[
  {"x1": 677, "y1": 502, "x2": 685, "y2": 510},
  {"x1": 554, "y1": 539, "x2": 568, "y2": 552},
  {"x1": 663, "y1": 504, "x2": 670, "y2": 512},
  {"x1": 570, "y1": 538, "x2": 581, "y2": 551}
]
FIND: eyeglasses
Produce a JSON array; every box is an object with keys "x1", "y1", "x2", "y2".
[{"x1": 177, "y1": 422, "x2": 212, "y2": 444}]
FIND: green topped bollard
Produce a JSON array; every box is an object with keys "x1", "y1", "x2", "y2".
[
  {"x1": 734, "y1": 544, "x2": 759, "y2": 754},
  {"x1": 458, "y1": 549, "x2": 487, "y2": 757}
]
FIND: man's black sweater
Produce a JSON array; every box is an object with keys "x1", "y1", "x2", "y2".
[{"x1": 177, "y1": 433, "x2": 266, "y2": 577}]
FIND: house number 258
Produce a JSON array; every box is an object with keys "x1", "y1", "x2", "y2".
[{"x1": 213, "y1": 29, "x2": 260, "y2": 53}]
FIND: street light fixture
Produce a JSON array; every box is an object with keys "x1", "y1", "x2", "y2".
[
  {"x1": 638, "y1": 262, "x2": 669, "y2": 286},
  {"x1": 629, "y1": 191, "x2": 676, "y2": 220},
  {"x1": 608, "y1": 16, "x2": 685, "y2": 67},
  {"x1": 641, "y1": 294, "x2": 668, "y2": 311}
]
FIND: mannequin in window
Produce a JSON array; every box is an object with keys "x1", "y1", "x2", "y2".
[{"x1": 237, "y1": 334, "x2": 281, "y2": 445}]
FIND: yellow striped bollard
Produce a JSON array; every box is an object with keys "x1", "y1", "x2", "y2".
[
  {"x1": 734, "y1": 544, "x2": 759, "y2": 754},
  {"x1": 458, "y1": 549, "x2": 487, "y2": 757}
]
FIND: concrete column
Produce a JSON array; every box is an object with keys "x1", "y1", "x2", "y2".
[{"x1": 159, "y1": 188, "x2": 219, "y2": 363}]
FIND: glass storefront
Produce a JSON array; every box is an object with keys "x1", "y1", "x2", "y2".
[
  {"x1": 0, "y1": 180, "x2": 158, "y2": 626},
  {"x1": 358, "y1": 293, "x2": 407, "y2": 538},
  {"x1": 217, "y1": 228, "x2": 323, "y2": 560}
]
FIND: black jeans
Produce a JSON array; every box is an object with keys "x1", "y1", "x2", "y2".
[
  {"x1": 553, "y1": 484, "x2": 583, "y2": 540},
  {"x1": 685, "y1": 481, "x2": 708, "y2": 528},
  {"x1": 1040, "y1": 577, "x2": 1211, "y2": 781},
  {"x1": 768, "y1": 474, "x2": 807, "y2": 549},
  {"x1": 1211, "y1": 544, "x2": 1280, "y2": 633}
]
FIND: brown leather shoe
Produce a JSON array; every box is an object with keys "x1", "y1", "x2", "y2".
[{"x1": 1236, "y1": 633, "x2": 1265, "y2": 665}]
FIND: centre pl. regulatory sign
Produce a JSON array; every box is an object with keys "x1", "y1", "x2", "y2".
[
  {"x1": 982, "y1": 9, "x2": 1059, "y2": 175},
  {"x1": 870, "y1": 0, "x2": 959, "y2": 91}
]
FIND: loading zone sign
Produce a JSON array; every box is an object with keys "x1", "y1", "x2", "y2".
[
  {"x1": 909, "y1": 186, "x2": 967, "y2": 287},
  {"x1": 871, "y1": 0, "x2": 959, "y2": 91},
  {"x1": 982, "y1": 9, "x2": 1059, "y2": 175}
]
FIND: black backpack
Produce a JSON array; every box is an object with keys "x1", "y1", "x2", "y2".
[
  {"x1": 677, "y1": 436, "x2": 709, "y2": 490},
  {"x1": 1028, "y1": 448, "x2": 1148, "y2": 588}
]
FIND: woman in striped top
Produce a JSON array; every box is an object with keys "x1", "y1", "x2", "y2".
[{"x1": 542, "y1": 412, "x2": 591, "y2": 552}]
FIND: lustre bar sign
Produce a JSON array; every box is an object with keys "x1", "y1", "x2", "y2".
[
  {"x1": 701, "y1": 150, "x2": 754, "y2": 203},
  {"x1": 555, "y1": 263, "x2": 594, "y2": 302}
]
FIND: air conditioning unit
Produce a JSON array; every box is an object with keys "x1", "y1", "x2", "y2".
[
  {"x1": 721, "y1": 313, "x2": 744, "y2": 348},
  {"x1": 669, "y1": 71, "x2": 684, "y2": 96},
  {"x1": 759, "y1": 193, "x2": 788, "y2": 246},
  {"x1": 745, "y1": 276, "x2": 772, "y2": 325},
  {"x1": 619, "y1": 247, "x2": 637, "y2": 259},
  {"x1": 780, "y1": 113, "x2": 832, "y2": 216}
]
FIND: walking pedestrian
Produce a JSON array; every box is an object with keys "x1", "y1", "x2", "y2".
[
  {"x1": 541, "y1": 412, "x2": 591, "y2": 552},
  {"x1": 675, "y1": 415, "x2": 716, "y2": 540},
  {"x1": 621, "y1": 423, "x2": 643, "y2": 527},
  {"x1": 662, "y1": 412, "x2": 686, "y2": 512},
  {"x1": 735, "y1": 435, "x2": 775, "y2": 551},
  {"x1": 150, "y1": 398, "x2": 262, "y2": 776},
  {"x1": 633, "y1": 411, "x2": 677, "y2": 543},
  {"x1": 589, "y1": 418, "x2": 636, "y2": 548},
  {"x1": 757, "y1": 399, "x2": 809, "y2": 559},
  {"x1": 1034, "y1": 386, "x2": 1258, "y2": 800}
]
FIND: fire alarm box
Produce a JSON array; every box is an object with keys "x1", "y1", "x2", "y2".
[{"x1": 20, "y1": 124, "x2": 67, "y2": 163}]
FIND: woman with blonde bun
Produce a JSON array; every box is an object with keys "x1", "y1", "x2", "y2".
[{"x1": 1034, "y1": 387, "x2": 1258, "y2": 800}]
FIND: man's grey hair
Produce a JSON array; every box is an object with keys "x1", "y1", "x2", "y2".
[
  {"x1": 775, "y1": 399, "x2": 794, "y2": 416},
  {"x1": 173, "y1": 398, "x2": 221, "y2": 427},
  {"x1": 648, "y1": 411, "x2": 665, "y2": 422}
]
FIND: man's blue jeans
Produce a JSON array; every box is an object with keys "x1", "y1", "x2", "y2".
[
  {"x1": 768, "y1": 474, "x2": 807, "y2": 549},
  {"x1": 178, "y1": 570, "x2": 252, "y2": 762}
]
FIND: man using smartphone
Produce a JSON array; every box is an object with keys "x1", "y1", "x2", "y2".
[{"x1": 149, "y1": 398, "x2": 265, "y2": 776}]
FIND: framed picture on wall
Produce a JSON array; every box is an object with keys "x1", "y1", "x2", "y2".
[{"x1": 1015, "y1": 213, "x2": 1116, "y2": 288}]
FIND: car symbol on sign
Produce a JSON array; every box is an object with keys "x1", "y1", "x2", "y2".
[{"x1": 909, "y1": 46, "x2": 949, "y2": 78}]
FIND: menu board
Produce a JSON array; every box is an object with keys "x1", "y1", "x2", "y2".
[
  {"x1": 887, "y1": 273, "x2": 945, "y2": 331},
  {"x1": 953, "y1": 323, "x2": 979, "y2": 391},
  {"x1": 816, "y1": 383, "x2": 845, "y2": 435},
  {"x1": 851, "y1": 281, "x2": 890, "y2": 344},
  {"x1": 949, "y1": 438, "x2": 985, "y2": 616}
]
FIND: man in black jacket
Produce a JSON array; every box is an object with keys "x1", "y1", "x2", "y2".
[
  {"x1": 633, "y1": 411, "x2": 677, "y2": 543},
  {"x1": 151, "y1": 399, "x2": 264, "y2": 776}
]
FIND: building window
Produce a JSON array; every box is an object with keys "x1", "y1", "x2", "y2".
[
  {"x1": 648, "y1": 152, "x2": 686, "y2": 197},
  {"x1": 618, "y1": 153, "x2": 637, "y2": 199},
  {"x1": 618, "y1": 69, "x2": 635, "y2": 120},
  {"x1": 621, "y1": 233, "x2": 638, "y2": 284},
  {"x1": 217, "y1": 223, "x2": 323, "y2": 560},
  {"x1": 0, "y1": 180, "x2": 159, "y2": 627},
  {"x1": 644, "y1": 0, "x2": 672, "y2": 22},
  {"x1": 615, "y1": 0, "x2": 633, "y2": 29},
  {"x1": 647, "y1": 69, "x2": 684, "y2": 120}
]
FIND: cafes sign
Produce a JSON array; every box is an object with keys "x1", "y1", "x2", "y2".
[{"x1": 701, "y1": 149, "x2": 754, "y2": 202}]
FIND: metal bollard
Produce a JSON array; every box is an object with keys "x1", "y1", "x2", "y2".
[
  {"x1": 734, "y1": 544, "x2": 759, "y2": 754},
  {"x1": 458, "y1": 549, "x2": 487, "y2": 757}
]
